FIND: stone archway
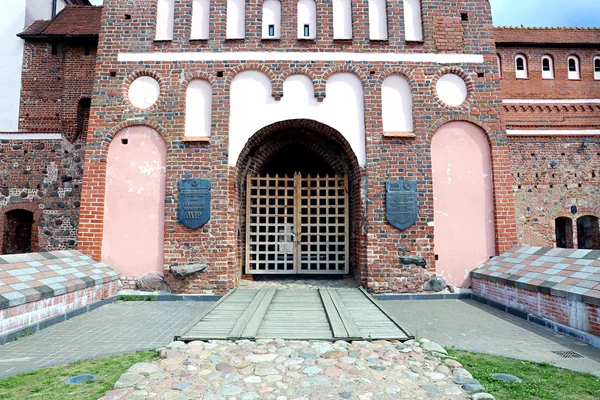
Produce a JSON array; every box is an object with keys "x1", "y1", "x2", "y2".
[
  {"x1": 234, "y1": 119, "x2": 365, "y2": 281},
  {"x1": 101, "y1": 125, "x2": 167, "y2": 279},
  {"x1": 431, "y1": 121, "x2": 495, "y2": 287}
]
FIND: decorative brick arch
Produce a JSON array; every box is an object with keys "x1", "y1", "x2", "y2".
[
  {"x1": 233, "y1": 119, "x2": 366, "y2": 283},
  {"x1": 225, "y1": 63, "x2": 278, "y2": 97},
  {"x1": 0, "y1": 202, "x2": 42, "y2": 253},
  {"x1": 274, "y1": 68, "x2": 320, "y2": 98},
  {"x1": 183, "y1": 71, "x2": 217, "y2": 87},
  {"x1": 376, "y1": 67, "x2": 416, "y2": 89},
  {"x1": 430, "y1": 67, "x2": 476, "y2": 111},
  {"x1": 123, "y1": 69, "x2": 168, "y2": 113},
  {"x1": 99, "y1": 120, "x2": 169, "y2": 154}
]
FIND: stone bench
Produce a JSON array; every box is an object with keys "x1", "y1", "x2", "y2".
[{"x1": 0, "y1": 250, "x2": 119, "y2": 342}]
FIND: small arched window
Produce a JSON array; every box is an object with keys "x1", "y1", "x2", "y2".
[
  {"x1": 515, "y1": 54, "x2": 527, "y2": 79},
  {"x1": 226, "y1": 0, "x2": 245, "y2": 39},
  {"x1": 594, "y1": 56, "x2": 600, "y2": 80},
  {"x1": 568, "y1": 56, "x2": 580, "y2": 80},
  {"x1": 333, "y1": 0, "x2": 352, "y2": 39},
  {"x1": 555, "y1": 217, "x2": 573, "y2": 248},
  {"x1": 185, "y1": 79, "x2": 212, "y2": 138},
  {"x1": 369, "y1": 0, "x2": 388, "y2": 40},
  {"x1": 191, "y1": 0, "x2": 209, "y2": 40},
  {"x1": 497, "y1": 54, "x2": 502, "y2": 78},
  {"x1": 262, "y1": 0, "x2": 281, "y2": 39},
  {"x1": 382, "y1": 75, "x2": 413, "y2": 134},
  {"x1": 297, "y1": 0, "x2": 316, "y2": 39},
  {"x1": 542, "y1": 55, "x2": 554, "y2": 79},
  {"x1": 404, "y1": 0, "x2": 423, "y2": 41},
  {"x1": 155, "y1": 0, "x2": 175, "y2": 40}
]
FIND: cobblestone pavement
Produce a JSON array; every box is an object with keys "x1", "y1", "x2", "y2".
[
  {"x1": 380, "y1": 298, "x2": 600, "y2": 376},
  {"x1": 101, "y1": 339, "x2": 488, "y2": 400},
  {"x1": 0, "y1": 301, "x2": 213, "y2": 378},
  {"x1": 238, "y1": 277, "x2": 357, "y2": 290}
]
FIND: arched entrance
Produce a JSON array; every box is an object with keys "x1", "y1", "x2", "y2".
[
  {"x1": 101, "y1": 126, "x2": 167, "y2": 278},
  {"x1": 577, "y1": 215, "x2": 600, "y2": 249},
  {"x1": 2, "y1": 209, "x2": 33, "y2": 254},
  {"x1": 235, "y1": 120, "x2": 363, "y2": 278},
  {"x1": 432, "y1": 121, "x2": 496, "y2": 287}
]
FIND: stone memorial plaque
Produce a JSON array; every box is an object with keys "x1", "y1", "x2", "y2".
[
  {"x1": 386, "y1": 180, "x2": 418, "y2": 231},
  {"x1": 178, "y1": 179, "x2": 211, "y2": 229}
]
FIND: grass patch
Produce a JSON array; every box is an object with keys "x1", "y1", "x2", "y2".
[
  {"x1": 448, "y1": 349, "x2": 600, "y2": 400},
  {"x1": 0, "y1": 350, "x2": 158, "y2": 400},
  {"x1": 118, "y1": 295, "x2": 155, "y2": 302}
]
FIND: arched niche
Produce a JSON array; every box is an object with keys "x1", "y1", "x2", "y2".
[
  {"x1": 227, "y1": 0, "x2": 245, "y2": 39},
  {"x1": 369, "y1": 0, "x2": 388, "y2": 40},
  {"x1": 432, "y1": 121, "x2": 495, "y2": 287},
  {"x1": 185, "y1": 79, "x2": 212, "y2": 138},
  {"x1": 555, "y1": 217, "x2": 573, "y2": 248},
  {"x1": 102, "y1": 126, "x2": 167, "y2": 278},
  {"x1": 381, "y1": 75, "x2": 413, "y2": 134},
  {"x1": 297, "y1": 0, "x2": 317, "y2": 39},
  {"x1": 577, "y1": 215, "x2": 600, "y2": 249},
  {"x1": 333, "y1": 0, "x2": 352, "y2": 39},
  {"x1": 2, "y1": 209, "x2": 33, "y2": 254},
  {"x1": 262, "y1": 0, "x2": 281, "y2": 39},
  {"x1": 404, "y1": 0, "x2": 423, "y2": 41},
  {"x1": 191, "y1": 0, "x2": 210, "y2": 40},
  {"x1": 155, "y1": 0, "x2": 174, "y2": 40}
]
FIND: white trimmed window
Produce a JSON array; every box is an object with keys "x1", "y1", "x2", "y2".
[
  {"x1": 515, "y1": 54, "x2": 527, "y2": 79},
  {"x1": 226, "y1": 0, "x2": 245, "y2": 39},
  {"x1": 262, "y1": 0, "x2": 281, "y2": 39},
  {"x1": 185, "y1": 80, "x2": 212, "y2": 138},
  {"x1": 404, "y1": 0, "x2": 423, "y2": 42},
  {"x1": 497, "y1": 54, "x2": 502, "y2": 78},
  {"x1": 369, "y1": 0, "x2": 388, "y2": 40},
  {"x1": 542, "y1": 55, "x2": 554, "y2": 79},
  {"x1": 333, "y1": 0, "x2": 352, "y2": 39},
  {"x1": 594, "y1": 56, "x2": 600, "y2": 80},
  {"x1": 382, "y1": 75, "x2": 413, "y2": 134},
  {"x1": 191, "y1": 0, "x2": 209, "y2": 40},
  {"x1": 297, "y1": 0, "x2": 316, "y2": 39},
  {"x1": 568, "y1": 56, "x2": 580, "y2": 80},
  {"x1": 155, "y1": 0, "x2": 174, "y2": 41}
]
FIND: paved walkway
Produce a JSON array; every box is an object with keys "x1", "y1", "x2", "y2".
[
  {"x1": 381, "y1": 298, "x2": 600, "y2": 376},
  {"x1": 0, "y1": 301, "x2": 212, "y2": 378}
]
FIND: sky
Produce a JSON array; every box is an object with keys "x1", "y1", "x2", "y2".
[{"x1": 87, "y1": 0, "x2": 600, "y2": 28}]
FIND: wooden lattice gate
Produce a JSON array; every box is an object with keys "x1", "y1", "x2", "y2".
[{"x1": 246, "y1": 173, "x2": 349, "y2": 274}]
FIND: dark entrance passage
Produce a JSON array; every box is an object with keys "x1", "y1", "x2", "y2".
[
  {"x1": 577, "y1": 215, "x2": 600, "y2": 250},
  {"x1": 555, "y1": 217, "x2": 573, "y2": 248},
  {"x1": 2, "y1": 209, "x2": 33, "y2": 254}
]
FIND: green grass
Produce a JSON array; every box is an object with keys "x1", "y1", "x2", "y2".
[
  {"x1": 448, "y1": 349, "x2": 600, "y2": 400},
  {"x1": 118, "y1": 295, "x2": 155, "y2": 302},
  {"x1": 0, "y1": 350, "x2": 159, "y2": 400}
]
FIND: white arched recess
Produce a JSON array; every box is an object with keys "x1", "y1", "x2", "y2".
[
  {"x1": 227, "y1": 0, "x2": 245, "y2": 39},
  {"x1": 333, "y1": 0, "x2": 352, "y2": 39},
  {"x1": 369, "y1": 0, "x2": 388, "y2": 40},
  {"x1": 155, "y1": 0, "x2": 175, "y2": 40},
  {"x1": 185, "y1": 79, "x2": 212, "y2": 138},
  {"x1": 404, "y1": 0, "x2": 423, "y2": 41},
  {"x1": 262, "y1": 0, "x2": 281, "y2": 38},
  {"x1": 191, "y1": 0, "x2": 209, "y2": 40},
  {"x1": 297, "y1": 0, "x2": 317, "y2": 39},
  {"x1": 229, "y1": 71, "x2": 366, "y2": 166},
  {"x1": 382, "y1": 75, "x2": 413, "y2": 133}
]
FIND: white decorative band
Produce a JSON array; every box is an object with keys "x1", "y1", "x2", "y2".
[
  {"x1": 507, "y1": 130, "x2": 600, "y2": 136},
  {"x1": 0, "y1": 133, "x2": 62, "y2": 140},
  {"x1": 503, "y1": 99, "x2": 600, "y2": 104},
  {"x1": 117, "y1": 51, "x2": 485, "y2": 64}
]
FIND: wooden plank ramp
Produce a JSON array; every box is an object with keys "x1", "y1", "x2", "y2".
[{"x1": 176, "y1": 288, "x2": 413, "y2": 342}]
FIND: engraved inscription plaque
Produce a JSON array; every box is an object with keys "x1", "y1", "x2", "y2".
[
  {"x1": 386, "y1": 180, "x2": 418, "y2": 231},
  {"x1": 178, "y1": 179, "x2": 211, "y2": 229}
]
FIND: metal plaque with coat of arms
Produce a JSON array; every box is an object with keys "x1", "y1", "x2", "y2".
[
  {"x1": 386, "y1": 180, "x2": 418, "y2": 231},
  {"x1": 178, "y1": 179, "x2": 211, "y2": 229}
]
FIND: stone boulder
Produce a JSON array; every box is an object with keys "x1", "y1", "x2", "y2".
[
  {"x1": 399, "y1": 256, "x2": 426, "y2": 267},
  {"x1": 136, "y1": 272, "x2": 167, "y2": 291},
  {"x1": 424, "y1": 276, "x2": 447, "y2": 292},
  {"x1": 170, "y1": 263, "x2": 209, "y2": 278}
]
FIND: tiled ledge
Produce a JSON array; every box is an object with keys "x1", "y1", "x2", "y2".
[
  {"x1": 472, "y1": 246, "x2": 600, "y2": 306},
  {"x1": 0, "y1": 251, "x2": 119, "y2": 310}
]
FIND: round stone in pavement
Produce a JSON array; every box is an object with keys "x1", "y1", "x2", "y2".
[{"x1": 491, "y1": 373, "x2": 523, "y2": 383}]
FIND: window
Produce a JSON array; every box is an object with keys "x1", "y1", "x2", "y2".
[
  {"x1": 404, "y1": 0, "x2": 423, "y2": 41},
  {"x1": 155, "y1": 0, "x2": 174, "y2": 41},
  {"x1": 497, "y1": 54, "x2": 502, "y2": 78},
  {"x1": 226, "y1": 0, "x2": 245, "y2": 39},
  {"x1": 555, "y1": 217, "x2": 573, "y2": 248},
  {"x1": 382, "y1": 75, "x2": 413, "y2": 134},
  {"x1": 515, "y1": 54, "x2": 527, "y2": 79},
  {"x1": 333, "y1": 0, "x2": 352, "y2": 39},
  {"x1": 262, "y1": 0, "x2": 281, "y2": 39},
  {"x1": 541, "y1": 55, "x2": 554, "y2": 79},
  {"x1": 568, "y1": 56, "x2": 580, "y2": 80},
  {"x1": 297, "y1": 0, "x2": 316, "y2": 39},
  {"x1": 191, "y1": 0, "x2": 209, "y2": 40},
  {"x1": 76, "y1": 98, "x2": 91, "y2": 143},
  {"x1": 185, "y1": 80, "x2": 212, "y2": 138},
  {"x1": 369, "y1": 0, "x2": 388, "y2": 40},
  {"x1": 595, "y1": 57, "x2": 600, "y2": 80}
]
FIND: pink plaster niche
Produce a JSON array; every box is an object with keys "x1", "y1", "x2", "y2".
[
  {"x1": 432, "y1": 121, "x2": 495, "y2": 287},
  {"x1": 101, "y1": 126, "x2": 167, "y2": 278}
]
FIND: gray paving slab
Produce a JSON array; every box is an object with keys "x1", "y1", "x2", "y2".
[
  {"x1": 380, "y1": 298, "x2": 600, "y2": 376},
  {"x1": 0, "y1": 301, "x2": 214, "y2": 378}
]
